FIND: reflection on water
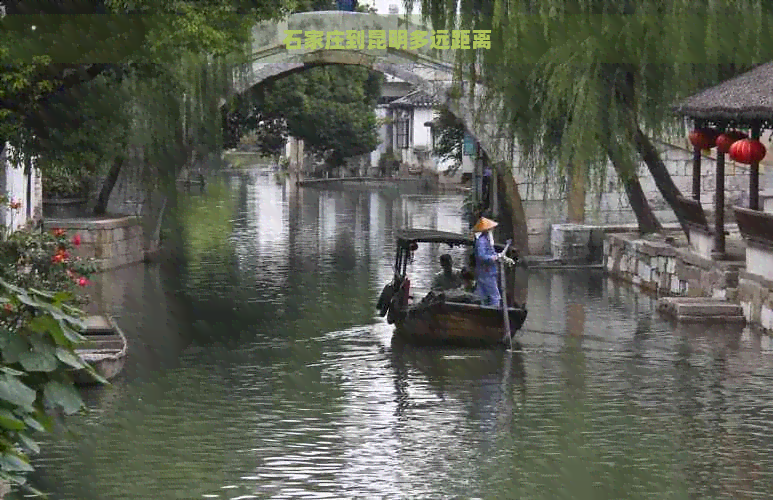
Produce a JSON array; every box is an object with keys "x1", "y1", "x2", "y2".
[{"x1": 23, "y1": 171, "x2": 773, "y2": 499}]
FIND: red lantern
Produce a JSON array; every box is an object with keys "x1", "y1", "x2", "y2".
[
  {"x1": 729, "y1": 138, "x2": 767, "y2": 164},
  {"x1": 688, "y1": 128, "x2": 719, "y2": 150},
  {"x1": 715, "y1": 130, "x2": 748, "y2": 154}
]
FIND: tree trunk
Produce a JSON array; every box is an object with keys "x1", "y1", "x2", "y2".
[
  {"x1": 599, "y1": 67, "x2": 661, "y2": 235},
  {"x1": 93, "y1": 155, "x2": 124, "y2": 216},
  {"x1": 630, "y1": 124, "x2": 691, "y2": 237},
  {"x1": 612, "y1": 66, "x2": 691, "y2": 238},
  {"x1": 566, "y1": 162, "x2": 586, "y2": 223},
  {"x1": 606, "y1": 142, "x2": 662, "y2": 234},
  {"x1": 498, "y1": 167, "x2": 530, "y2": 256}
]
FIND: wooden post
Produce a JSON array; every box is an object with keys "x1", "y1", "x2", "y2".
[
  {"x1": 692, "y1": 147, "x2": 702, "y2": 202},
  {"x1": 713, "y1": 146, "x2": 726, "y2": 259},
  {"x1": 750, "y1": 124, "x2": 761, "y2": 211}
]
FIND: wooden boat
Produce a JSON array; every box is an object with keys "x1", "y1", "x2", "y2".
[
  {"x1": 73, "y1": 315, "x2": 128, "y2": 386},
  {"x1": 376, "y1": 229, "x2": 528, "y2": 347}
]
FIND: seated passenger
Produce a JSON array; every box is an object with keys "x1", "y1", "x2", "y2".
[
  {"x1": 431, "y1": 254, "x2": 462, "y2": 291},
  {"x1": 441, "y1": 265, "x2": 481, "y2": 304},
  {"x1": 459, "y1": 267, "x2": 476, "y2": 292}
]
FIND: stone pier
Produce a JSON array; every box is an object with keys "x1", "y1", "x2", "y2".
[
  {"x1": 43, "y1": 216, "x2": 146, "y2": 271},
  {"x1": 603, "y1": 232, "x2": 745, "y2": 299}
]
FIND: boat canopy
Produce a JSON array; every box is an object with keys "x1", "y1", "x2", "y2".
[{"x1": 395, "y1": 229, "x2": 511, "y2": 253}]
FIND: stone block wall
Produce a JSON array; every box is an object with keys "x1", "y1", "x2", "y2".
[
  {"x1": 550, "y1": 224, "x2": 605, "y2": 263},
  {"x1": 604, "y1": 232, "x2": 743, "y2": 299},
  {"x1": 738, "y1": 272, "x2": 773, "y2": 331},
  {"x1": 738, "y1": 243, "x2": 773, "y2": 332},
  {"x1": 43, "y1": 216, "x2": 146, "y2": 271}
]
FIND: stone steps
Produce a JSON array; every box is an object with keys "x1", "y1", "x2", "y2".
[{"x1": 657, "y1": 296, "x2": 746, "y2": 323}]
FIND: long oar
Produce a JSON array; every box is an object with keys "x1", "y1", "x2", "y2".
[{"x1": 499, "y1": 239, "x2": 513, "y2": 351}]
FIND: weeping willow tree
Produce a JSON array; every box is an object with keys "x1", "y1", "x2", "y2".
[
  {"x1": 1, "y1": 0, "x2": 288, "y2": 215},
  {"x1": 93, "y1": 53, "x2": 237, "y2": 214},
  {"x1": 408, "y1": 0, "x2": 773, "y2": 238}
]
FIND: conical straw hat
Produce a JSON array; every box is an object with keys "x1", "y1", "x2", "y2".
[{"x1": 472, "y1": 217, "x2": 498, "y2": 233}]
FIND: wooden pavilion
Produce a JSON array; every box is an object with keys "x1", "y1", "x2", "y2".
[{"x1": 672, "y1": 62, "x2": 773, "y2": 260}]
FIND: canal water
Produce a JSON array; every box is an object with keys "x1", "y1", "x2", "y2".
[{"x1": 25, "y1": 169, "x2": 773, "y2": 499}]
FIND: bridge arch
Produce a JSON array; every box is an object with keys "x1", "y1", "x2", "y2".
[{"x1": 234, "y1": 11, "x2": 529, "y2": 252}]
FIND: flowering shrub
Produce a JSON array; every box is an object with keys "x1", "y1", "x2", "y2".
[
  {"x1": 0, "y1": 228, "x2": 97, "y2": 305},
  {"x1": 0, "y1": 225, "x2": 101, "y2": 493}
]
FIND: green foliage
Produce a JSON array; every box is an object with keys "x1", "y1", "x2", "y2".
[
  {"x1": 1, "y1": 0, "x2": 291, "y2": 200},
  {"x1": 433, "y1": 108, "x2": 466, "y2": 164},
  {"x1": 39, "y1": 160, "x2": 93, "y2": 199},
  {"x1": 0, "y1": 278, "x2": 103, "y2": 496},
  {"x1": 231, "y1": 66, "x2": 383, "y2": 170},
  {"x1": 0, "y1": 228, "x2": 98, "y2": 305}
]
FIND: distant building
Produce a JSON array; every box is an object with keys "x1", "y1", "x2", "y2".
[{"x1": 378, "y1": 87, "x2": 474, "y2": 183}]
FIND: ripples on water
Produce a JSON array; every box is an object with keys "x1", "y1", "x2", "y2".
[{"x1": 24, "y1": 171, "x2": 773, "y2": 499}]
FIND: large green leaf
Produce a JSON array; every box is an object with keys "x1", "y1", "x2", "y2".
[
  {"x1": 0, "y1": 375, "x2": 36, "y2": 411},
  {"x1": 13, "y1": 291, "x2": 45, "y2": 310},
  {"x1": 22, "y1": 416, "x2": 45, "y2": 433},
  {"x1": 0, "y1": 333, "x2": 28, "y2": 365},
  {"x1": 27, "y1": 314, "x2": 67, "y2": 345},
  {"x1": 0, "y1": 367, "x2": 24, "y2": 377},
  {"x1": 15, "y1": 432, "x2": 39, "y2": 454},
  {"x1": 58, "y1": 319, "x2": 86, "y2": 343},
  {"x1": 43, "y1": 381, "x2": 83, "y2": 415},
  {"x1": 18, "y1": 334, "x2": 60, "y2": 372},
  {"x1": 0, "y1": 451, "x2": 33, "y2": 472},
  {"x1": 0, "y1": 410, "x2": 25, "y2": 431},
  {"x1": 18, "y1": 350, "x2": 58, "y2": 373},
  {"x1": 81, "y1": 366, "x2": 109, "y2": 385},
  {"x1": 55, "y1": 347, "x2": 85, "y2": 369}
]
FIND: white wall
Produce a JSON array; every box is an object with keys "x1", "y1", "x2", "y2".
[
  {"x1": 412, "y1": 107, "x2": 434, "y2": 148},
  {"x1": 0, "y1": 143, "x2": 42, "y2": 235},
  {"x1": 370, "y1": 105, "x2": 390, "y2": 170}
]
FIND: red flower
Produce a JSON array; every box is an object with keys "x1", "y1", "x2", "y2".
[
  {"x1": 52, "y1": 254, "x2": 64, "y2": 264},
  {"x1": 3, "y1": 303, "x2": 13, "y2": 313},
  {"x1": 78, "y1": 277, "x2": 89, "y2": 287},
  {"x1": 51, "y1": 228, "x2": 65, "y2": 237},
  {"x1": 72, "y1": 234, "x2": 81, "y2": 246}
]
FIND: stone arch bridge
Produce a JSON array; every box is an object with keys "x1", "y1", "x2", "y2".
[{"x1": 234, "y1": 11, "x2": 528, "y2": 250}]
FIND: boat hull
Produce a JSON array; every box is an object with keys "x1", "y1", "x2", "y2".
[
  {"x1": 394, "y1": 301, "x2": 527, "y2": 347},
  {"x1": 73, "y1": 316, "x2": 128, "y2": 386},
  {"x1": 73, "y1": 354, "x2": 126, "y2": 386}
]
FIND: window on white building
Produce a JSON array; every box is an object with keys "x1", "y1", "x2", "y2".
[{"x1": 396, "y1": 113, "x2": 410, "y2": 149}]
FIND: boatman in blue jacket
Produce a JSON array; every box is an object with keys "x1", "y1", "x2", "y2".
[{"x1": 472, "y1": 217, "x2": 515, "y2": 306}]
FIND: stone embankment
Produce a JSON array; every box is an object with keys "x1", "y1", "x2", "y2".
[
  {"x1": 603, "y1": 232, "x2": 745, "y2": 300},
  {"x1": 601, "y1": 230, "x2": 773, "y2": 331}
]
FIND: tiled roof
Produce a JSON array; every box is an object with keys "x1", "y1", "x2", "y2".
[
  {"x1": 673, "y1": 62, "x2": 773, "y2": 122},
  {"x1": 388, "y1": 88, "x2": 440, "y2": 108}
]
